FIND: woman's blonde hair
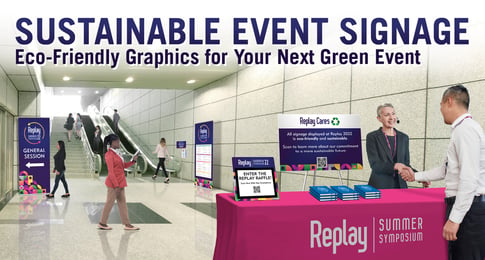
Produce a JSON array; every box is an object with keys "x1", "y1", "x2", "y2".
[{"x1": 377, "y1": 103, "x2": 394, "y2": 117}]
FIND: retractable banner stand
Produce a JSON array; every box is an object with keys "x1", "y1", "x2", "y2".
[
  {"x1": 278, "y1": 114, "x2": 363, "y2": 172},
  {"x1": 194, "y1": 121, "x2": 213, "y2": 189},
  {"x1": 18, "y1": 118, "x2": 50, "y2": 194}
]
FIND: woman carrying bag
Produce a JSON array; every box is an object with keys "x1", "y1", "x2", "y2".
[{"x1": 64, "y1": 113, "x2": 75, "y2": 142}]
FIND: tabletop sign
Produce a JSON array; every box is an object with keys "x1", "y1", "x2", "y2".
[
  {"x1": 232, "y1": 157, "x2": 279, "y2": 201},
  {"x1": 278, "y1": 114, "x2": 363, "y2": 172}
]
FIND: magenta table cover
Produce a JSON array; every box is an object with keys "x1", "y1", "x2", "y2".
[{"x1": 214, "y1": 188, "x2": 447, "y2": 260}]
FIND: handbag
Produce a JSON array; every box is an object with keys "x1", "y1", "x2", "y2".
[{"x1": 64, "y1": 122, "x2": 68, "y2": 129}]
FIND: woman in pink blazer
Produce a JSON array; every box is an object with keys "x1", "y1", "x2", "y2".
[{"x1": 97, "y1": 134, "x2": 139, "y2": 230}]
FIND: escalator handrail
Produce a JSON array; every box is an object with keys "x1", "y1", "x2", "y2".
[
  {"x1": 79, "y1": 121, "x2": 102, "y2": 173},
  {"x1": 87, "y1": 107, "x2": 148, "y2": 174},
  {"x1": 116, "y1": 119, "x2": 156, "y2": 170},
  {"x1": 90, "y1": 105, "x2": 183, "y2": 174},
  {"x1": 117, "y1": 118, "x2": 183, "y2": 174}
]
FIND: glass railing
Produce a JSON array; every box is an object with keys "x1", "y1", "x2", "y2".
[{"x1": 79, "y1": 122, "x2": 103, "y2": 173}]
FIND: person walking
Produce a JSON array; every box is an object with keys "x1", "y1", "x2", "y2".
[
  {"x1": 64, "y1": 113, "x2": 75, "y2": 142},
  {"x1": 113, "y1": 109, "x2": 120, "y2": 133},
  {"x1": 46, "y1": 140, "x2": 70, "y2": 198},
  {"x1": 75, "y1": 113, "x2": 83, "y2": 140},
  {"x1": 93, "y1": 125, "x2": 102, "y2": 154},
  {"x1": 98, "y1": 134, "x2": 139, "y2": 231},
  {"x1": 152, "y1": 138, "x2": 170, "y2": 183}
]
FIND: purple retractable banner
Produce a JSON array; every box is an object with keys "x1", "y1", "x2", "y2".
[{"x1": 18, "y1": 118, "x2": 50, "y2": 194}]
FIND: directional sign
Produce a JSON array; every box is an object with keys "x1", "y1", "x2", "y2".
[
  {"x1": 18, "y1": 118, "x2": 50, "y2": 194},
  {"x1": 26, "y1": 162, "x2": 45, "y2": 168}
]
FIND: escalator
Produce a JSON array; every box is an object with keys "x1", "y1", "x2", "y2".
[
  {"x1": 102, "y1": 116, "x2": 137, "y2": 154},
  {"x1": 87, "y1": 105, "x2": 182, "y2": 177},
  {"x1": 87, "y1": 106, "x2": 150, "y2": 176},
  {"x1": 81, "y1": 115, "x2": 102, "y2": 154}
]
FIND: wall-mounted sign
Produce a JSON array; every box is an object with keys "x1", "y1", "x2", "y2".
[{"x1": 176, "y1": 141, "x2": 186, "y2": 149}]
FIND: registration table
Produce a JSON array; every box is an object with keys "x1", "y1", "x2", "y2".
[{"x1": 214, "y1": 188, "x2": 447, "y2": 260}]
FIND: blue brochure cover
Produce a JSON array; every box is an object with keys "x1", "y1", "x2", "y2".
[
  {"x1": 330, "y1": 185, "x2": 359, "y2": 195},
  {"x1": 354, "y1": 185, "x2": 381, "y2": 194},
  {"x1": 309, "y1": 186, "x2": 337, "y2": 195}
]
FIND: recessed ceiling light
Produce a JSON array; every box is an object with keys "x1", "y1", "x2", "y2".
[
  {"x1": 95, "y1": 90, "x2": 99, "y2": 94},
  {"x1": 60, "y1": 90, "x2": 64, "y2": 93},
  {"x1": 63, "y1": 76, "x2": 70, "y2": 81},
  {"x1": 187, "y1": 79, "x2": 196, "y2": 84},
  {"x1": 125, "y1": 76, "x2": 134, "y2": 83},
  {"x1": 77, "y1": 90, "x2": 82, "y2": 94}
]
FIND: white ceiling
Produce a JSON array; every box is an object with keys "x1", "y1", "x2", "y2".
[
  {"x1": 0, "y1": 41, "x2": 245, "y2": 93},
  {"x1": 0, "y1": 45, "x2": 40, "y2": 92},
  {"x1": 0, "y1": 3, "x2": 256, "y2": 95}
]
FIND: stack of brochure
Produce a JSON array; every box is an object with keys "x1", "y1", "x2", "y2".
[
  {"x1": 354, "y1": 185, "x2": 381, "y2": 199},
  {"x1": 309, "y1": 186, "x2": 338, "y2": 202},
  {"x1": 330, "y1": 185, "x2": 360, "y2": 201}
]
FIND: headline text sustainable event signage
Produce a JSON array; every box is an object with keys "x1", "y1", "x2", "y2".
[
  {"x1": 14, "y1": 17, "x2": 469, "y2": 68},
  {"x1": 278, "y1": 114, "x2": 363, "y2": 172},
  {"x1": 18, "y1": 118, "x2": 50, "y2": 194},
  {"x1": 194, "y1": 121, "x2": 213, "y2": 189}
]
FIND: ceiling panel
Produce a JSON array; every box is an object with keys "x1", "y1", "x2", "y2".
[
  {"x1": 0, "y1": 45, "x2": 32, "y2": 75},
  {"x1": 9, "y1": 75, "x2": 36, "y2": 91}
]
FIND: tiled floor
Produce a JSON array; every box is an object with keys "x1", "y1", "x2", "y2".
[{"x1": 0, "y1": 175, "x2": 227, "y2": 260}]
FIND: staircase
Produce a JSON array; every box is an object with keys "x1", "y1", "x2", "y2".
[{"x1": 50, "y1": 117, "x2": 91, "y2": 176}]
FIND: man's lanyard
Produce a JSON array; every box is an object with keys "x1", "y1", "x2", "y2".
[{"x1": 455, "y1": 115, "x2": 472, "y2": 128}]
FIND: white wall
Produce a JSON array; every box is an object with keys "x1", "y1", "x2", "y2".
[
  {"x1": 0, "y1": 68, "x2": 19, "y2": 205},
  {"x1": 100, "y1": 39, "x2": 485, "y2": 192}
]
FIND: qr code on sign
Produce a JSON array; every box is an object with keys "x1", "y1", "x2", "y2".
[
  {"x1": 253, "y1": 186, "x2": 261, "y2": 194},
  {"x1": 317, "y1": 157, "x2": 328, "y2": 168}
]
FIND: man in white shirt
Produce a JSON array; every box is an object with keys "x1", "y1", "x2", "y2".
[{"x1": 399, "y1": 85, "x2": 485, "y2": 260}]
